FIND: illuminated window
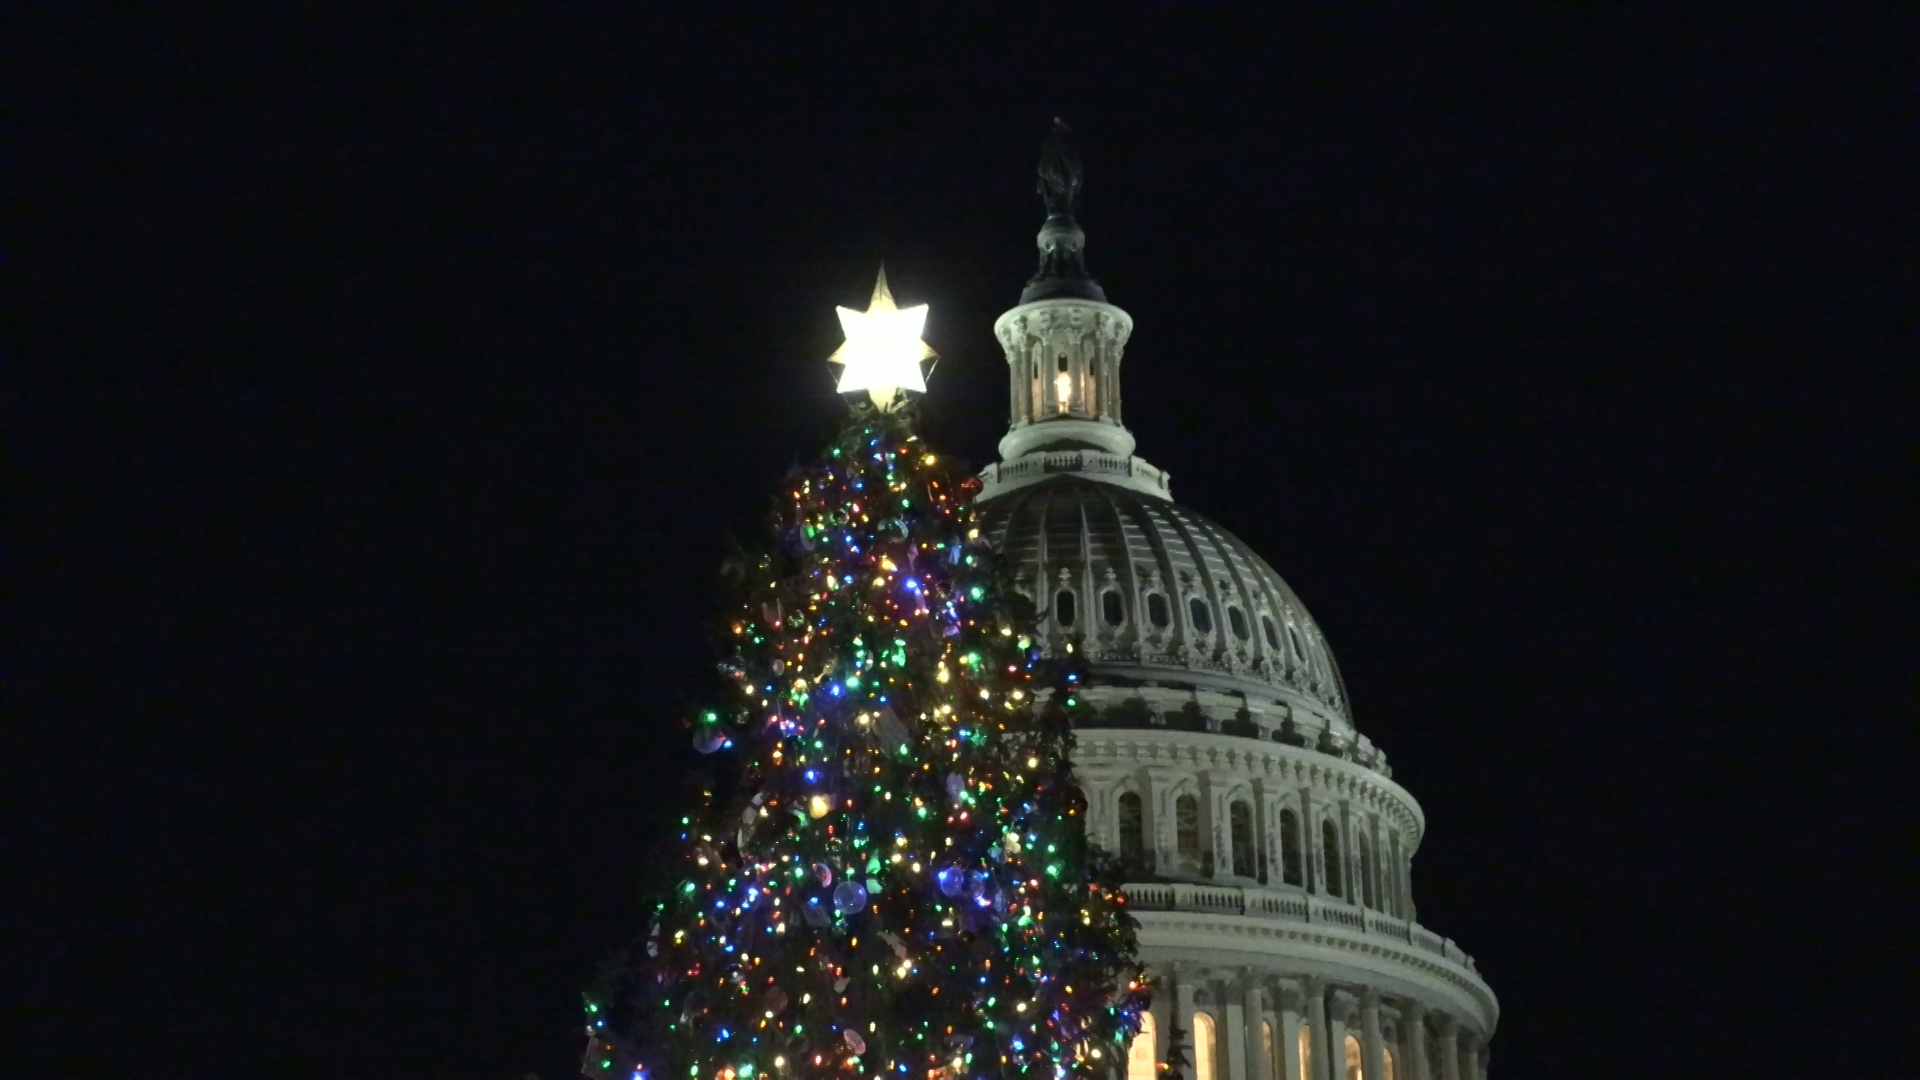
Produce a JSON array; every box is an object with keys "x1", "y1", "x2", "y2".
[
  {"x1": 1228, "y1": 606, "x2": 1250, "y2": 641},
  {"x1": 1102, "y1": 590, "x2": 1125, "y2": 626},
  {"x1": 1229, "y1": 801, "x2": 1255, "y2": 877},
  {"x1": 1147, "y1": 593, "x2": 1171, "y2": 628},
  {"x1": 1117, "y1": 792, "x2": 1145, "y2": 865},
  {"x1": 1279, "y1": 809, "x2": 1304, "y2": 886},
  {"x1": 1175, "y1": 795, "x2": 1201, "y2": 872},
  {"x1": 1261, "y1": 1022, "x2": 1274, "y2": 1080},
  {"x1": 1297, "y1": 1027, "x2": 1312, "y2": 1080},
  {"x1": 1127, "y1": 1011, "x2": 1156, "y2": 1080},
  {"x1": 1322, "y1": 820, "x2": 1344, "y2": 897},
  {"x1": 1188, "y1": 598, "x2": 1213, "y2": 635},
  {"x1": 1359, "y1": 835, "x2": 1377, "y2": 909},
  {"x1": 1262, "y1": 614, "x2": 1280, "y2": 650},
  {"x1": 1056, "y1": 589, "x2": 1077, "y2": 627},
  {"x1": 1383, "y1": 1047, "x2": 1396, "y2": 1080},
  {"x1": 1192, "y1": 1012, "x2": 1217, "y2": 1080},
  {"x1": 1343, "y1": 1034, "x2": 1362, "y2": 1080}
]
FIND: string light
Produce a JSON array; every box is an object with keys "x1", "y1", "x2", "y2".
[{"x1": 583, "y1": 411, "x2": 1147, "y2": 1080}]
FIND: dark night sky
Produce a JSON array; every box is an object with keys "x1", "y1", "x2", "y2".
[{"x1": 19, "y1": 9, "x2": 1908, "y2": 1079}]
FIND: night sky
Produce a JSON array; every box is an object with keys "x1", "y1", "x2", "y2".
[{"x1": 22, "y1": 9, "x2": 1906, "y2": 1079}]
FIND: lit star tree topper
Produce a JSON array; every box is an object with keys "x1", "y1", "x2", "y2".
[{"x1": 828, "y1": 266, "x2": 937, "y2": 411}]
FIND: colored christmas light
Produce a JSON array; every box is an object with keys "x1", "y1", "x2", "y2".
[{"x1": 585, "y1": 408, "x2": 1146, "y2": 1080}]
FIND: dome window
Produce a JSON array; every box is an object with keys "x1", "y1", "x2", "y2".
[
  {"x1": 1229, "y1": 801, "x2": 1256, "y2": 877},
  {"x1": 1279, "y1": 808, "x2": 1304, "y2": 886},
  {"x1": 1127, "y1": 1012, "x2": 1156, "y2": 1080},
  {"x1": 1261, "y1": 614, "x2": 1280, "y2": 650},
  {"x1": 1288, "y1": 624, "x2": 1306, "y2": 660},
  {"x1": 1117, "y1": 792, "x2": 1145, "y2": 865},
  {"x1": 1054, "y1": 589, "x2": 1076, "y2": 627},
  {"x1": 1192, "y1": 1012, "x2": 1218, "y2": 1080},
  {"x1": 1188, "y1": 597, "x2": 1213, "y2": 635},
  {"x1": 1146, "y1": 593, "x2": 1171, "y2": 628},
  {"x1": 1101, "y1": 590, "x2": 1125, "y2": 627},
  {"x1": 1321, "y1": 819, "x2": 1344, "y2": 898},
  {"x1": 1358, "y1": 835, "x2": 1378, "y2": 909},
  {"x1": 1174, "y1": 795, "x2": 1201, "y2": 872},
  {"x1": 1228, "y1": 606, "x2": 1250, "y2": 641}
]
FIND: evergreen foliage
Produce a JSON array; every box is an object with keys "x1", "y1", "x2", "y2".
[{"x1": 586, "y1": 410, "x2": 1148, "y2": 1080}]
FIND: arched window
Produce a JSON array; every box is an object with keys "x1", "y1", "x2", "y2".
[
  {"x1": 1127, "y1": 1010, "x2": 1156, "y2": 1080},
  {"x1": 1288, "y1": 625, "x2": 1306, "y2": 660},
  {"x1": 1279, "y1": 808, "x2": 1304, "y2": 886},
  {"x1": 1297, "y1": 1027, "x2": 1312, "y2": 1080},
  {"x1": 1229, "y1": 801, "x2": 1255, "y2": 877},
  {"x1": 1343, "y1": 1034, "x2": 1362, "y2": 1080},
  {"x1": 1321, "y1": 819, "x2": 1344, "y2": 897},
  {"x1": 1359, "y1": 835, "x2": 1377, "y2": 909},
  {"x1": 1262, "y1": 614, "x2": 1280, "y2": 650},
  {"x1": 1188, "y1": 597, "x2": 1213, "y2": 634},
  {"x1": 1228, "y1": 606, "x2": 1250, "y2": 641},
  {"x1": 1174, "y1": 795, "x2": 1201, "y2": 872},
  {"x1": 1055, "y1": 589, "x2": 1077, "y2": 627},
  {"x1": 1261, "y1": 1022, "x2": 1274, "y2": 1080},
  {"x1": 1192, "y1": 1012, "x2": 1217, "y2": 1080},
  {"x1": 1383, "y1": 1047, "x2": 1396, "y2": 1080},
  {"x1": 1102, "y1": 590, "x2": 1125, "y2": 626},
  {"x1": 1147, "y1": 593, "x2": 1171, "y2": 628},
  {"x1": 1117, "y1": 792, "x2": 1145, "y2": 865}
]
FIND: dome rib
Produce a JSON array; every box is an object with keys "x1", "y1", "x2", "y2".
[{"x1": 980, "y1": 475, "x2": 1352, "y2": 725}]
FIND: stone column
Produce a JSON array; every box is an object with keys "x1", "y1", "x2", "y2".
[
  {"x1": 1360, "y1": 992, "x2": 1386, "y2": 1080},
  {"x1": 1224, "y1": 977, "x2": 1248, "y2": 1080},
  {"x1": 1173, "y1": 969, "x2": 1199, "y2": 1080},
  {"x1": 1277, "y1": 981, "x2": 1303, "y2": 1080},
  {"x1": 1241, "y1": 975, "x2": 1269, "y2": 1080},
  {"x1": 1434, "y1": 1017, "x2": 1459, "y2": 1080},
  {"x1": 1404, "y1": 1003, "x2": 1429, "y2": 1080},
  {"x1": 1459, "y1": 1035, "x2": 1481, "y2": 1080},
  {"x1": 1298, "y1": 789, "x2": 1317, "y2": 893},
  {"x1": 1306, "y1": 981, "x2": 1332, "y2": 1080},
  {"x1": 1326, "y1": 991, "x2": 1353, "y2": 1080}
]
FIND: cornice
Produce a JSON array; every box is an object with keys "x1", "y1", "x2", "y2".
[{"x1": 1075, "y1": 726, "x2": 1425, "y2": 844}]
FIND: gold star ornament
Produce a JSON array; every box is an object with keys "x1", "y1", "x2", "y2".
[{"x1": 827, "y1": 267, "x2": 937, "y2": 411}]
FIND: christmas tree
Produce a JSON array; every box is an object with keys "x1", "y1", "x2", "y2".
[{"x1": 584, "y1": 273, "x2": 1148, "y2": 1080}]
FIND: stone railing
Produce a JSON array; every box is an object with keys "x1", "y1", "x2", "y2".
[
  {"x1": 976, "y1": 450, "x2": 1173, "y2": 499},
  {"x1": 1122, "y1": 881, "x2": 1480, "y2": 974}
]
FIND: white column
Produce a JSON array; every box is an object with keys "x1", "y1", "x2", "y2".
[
  {"x1": 1360, "y1": 992, "x2": 1386, "y2": 1080},
  {"x1": 1173, "y1": 968, "x2": 1198, "y2": 1080},
  {"x1": 1435, "y1": 1017, "x2": 1459, "y2": 1080},
  {"x1": 1327, "y1": 992, "x2": 1352, "y2": 1080},
  {"x1": 1241, "y1": 975, "x2": 1269, "y2": 1080},
  {"x1": 1404, "y1": 1003, "x2": 1429, "y2": 1080},
  {"x1": 1306, "y1": 981, "x2": 1332, "y2": 1080},
  {"x1": 1277, "y1": 982, "x2": 1303, "y2": 1080},
  {"x1": 1225, "y1": 979, "x2": 1248, "y2": 1080},
  {"x1": 1460, "y1": 1035, "x2": 1482, "y2": 1080},
  {"x1": 1298, "y1": 789, "x2": 1318, "y2": 893}
]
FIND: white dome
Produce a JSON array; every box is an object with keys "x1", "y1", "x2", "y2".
[
  {"x1": 979, "y1": 475, "x2": 1356, "y2": 732},
  {"x1": 964, "y1": 127, "x2": 1496, "y2": 1078}
]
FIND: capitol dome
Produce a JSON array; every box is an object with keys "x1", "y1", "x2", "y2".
[
  {"x1": 979, "y1": 476, "x2": 1365, "y2": 760},
  {"x1": 973, "y1": 124, "x2": 1497, "y2": 1080}
]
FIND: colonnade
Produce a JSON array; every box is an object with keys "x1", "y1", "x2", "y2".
[{"x1": 1136, "y1": 968, "x2": 1489, "y2": 1080}]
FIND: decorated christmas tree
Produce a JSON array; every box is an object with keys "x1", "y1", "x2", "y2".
[{"x1": 584, "y1": 272, "x2": 1148, "y2": 1080}]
